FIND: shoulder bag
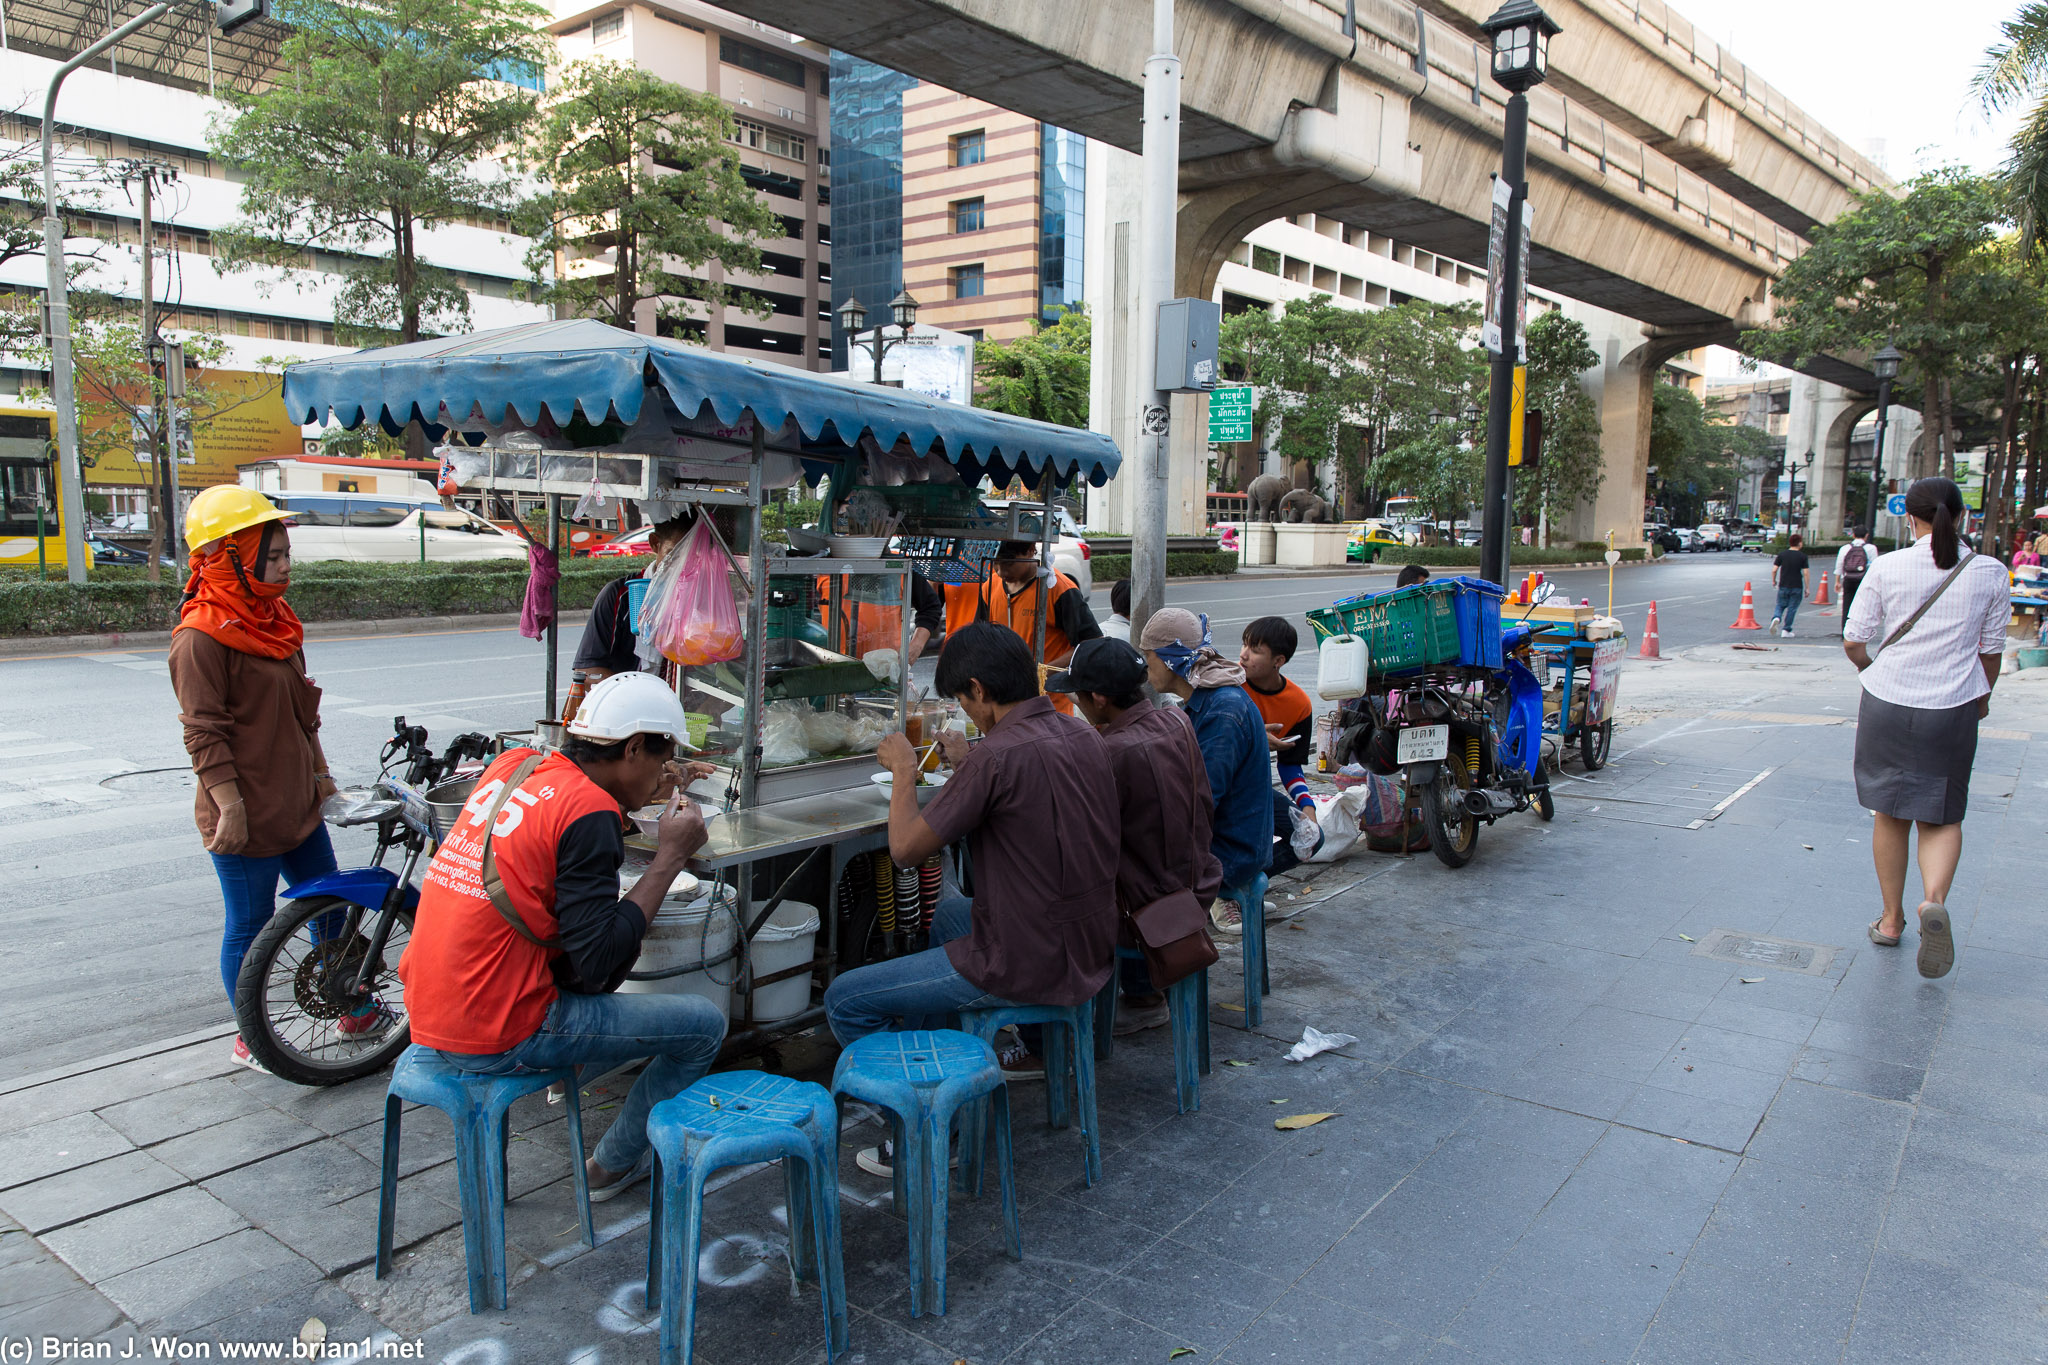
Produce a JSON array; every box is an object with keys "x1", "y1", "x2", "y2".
[
  {"x1": 1121, "y1": 713, "x2": 1221, "y2": 989},
  {"x1": 476, "y1": 752, "x2": 626, "y2": 994},
  {"x1": 1879, "y1": 550, "x2": 1974, "y2": 652}
]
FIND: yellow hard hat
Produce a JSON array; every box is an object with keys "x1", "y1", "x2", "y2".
[{"x1": 185, "y1": 485, "x2": 287, "y2": 549}]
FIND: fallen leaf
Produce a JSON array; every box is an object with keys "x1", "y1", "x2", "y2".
[
  {"x1": 1226, "y1": 1060, "x2": 1253, "y2": 1068},
  {"x1": 1275, "y1": 1113, "x2": 1339, "y2": 1131},
  {"x1": 1219, "y1": 1002, "x2": 1245, "y2": 1013},
  {"x1": 298, "y1": 1319, "x2": 328, "y2": 1349},
  {"x1": 1740, "y1": 977, "x2": 1765, "y2": 984},
  {"x1": 1269, "y1": 1098, "x2": 1290, "y2": 1104},
  {"x1": 1677, "y1": 934, "x2": 1695, "y2": 942},
  {"x1": 1169, "y1": 1351, "x2": 1197, "y2": 1360},
  {"x1": 1684, "y1": 1065, "x2": 1694, "y2": 1072}
]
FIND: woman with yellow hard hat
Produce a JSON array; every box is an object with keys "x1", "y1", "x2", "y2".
[{"x1": 168, "y1": 486, "x2": 362, "y2": 1071}]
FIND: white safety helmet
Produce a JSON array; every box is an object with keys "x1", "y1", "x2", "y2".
[{"x1": 565, "y1": 671, "x2": 690, "y2": 746}]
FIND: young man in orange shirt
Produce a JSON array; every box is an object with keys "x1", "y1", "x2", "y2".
[{"x1": 1240, "y1": 616, "x2": 1321, "y2": 874}]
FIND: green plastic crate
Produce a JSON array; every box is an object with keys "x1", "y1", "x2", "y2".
[{"x1": 1306, "y1": 583, "x2": 1462, "y2": 673}]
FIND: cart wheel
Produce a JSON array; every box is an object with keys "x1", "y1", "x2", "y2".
[
  {"x1": 1535, "y1": 785, "x2": 1555, "y2": 821},
  {"x1": 1580, "y1": 720, "x2": 1612, "y2": 772},
  {"x1": 1419, "y1": 768, "x2": 1479, "y2": 869}
]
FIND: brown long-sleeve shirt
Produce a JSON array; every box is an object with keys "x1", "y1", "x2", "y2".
[{"x1": 168, "y1": 629, "x2": 325, "y2": 857}]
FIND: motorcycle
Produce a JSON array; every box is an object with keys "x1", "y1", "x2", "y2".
[{"x1": 231, "y1": 718, "x2": 494, "y2": 1085}]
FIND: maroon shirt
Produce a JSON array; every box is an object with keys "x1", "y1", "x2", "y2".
[
  {"x1": 921, "y1": 695, "x2": 1119, "y2": 1005},
  {"x1": 1099, "y1": 704, "x2": 1223, "y2": 916}
]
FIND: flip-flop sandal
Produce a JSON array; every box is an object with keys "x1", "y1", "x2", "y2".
[
  {"x1": 1868, "y1": 919, "x2": 1901, "y2": 947},
  {"x1": 1917, "y1": 901, "x2": 1954, "y2": 979}
]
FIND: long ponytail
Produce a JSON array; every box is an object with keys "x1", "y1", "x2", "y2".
[{"x1": 1903, "y1": 476, "x2": 1965, "y2": 570}]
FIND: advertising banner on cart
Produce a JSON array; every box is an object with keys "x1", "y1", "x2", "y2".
[{"x1": 81, "y1": 368, "x2": 300, "y2": 489}]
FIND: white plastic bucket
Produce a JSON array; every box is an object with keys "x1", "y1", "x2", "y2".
[
  {"x1": 742, "y1": 900, "x2": 821, "y2": 1023},
  {"x1": 1317, "y1": 633, "x2": 1370, "y2": 699},
  {"x1": 619, "y1": 888, "x2": 738, "y2": 1017}
]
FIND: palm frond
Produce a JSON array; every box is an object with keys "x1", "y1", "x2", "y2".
[{"x1": 1974, "y1": 1, "x2": 2048, "y2": 111}]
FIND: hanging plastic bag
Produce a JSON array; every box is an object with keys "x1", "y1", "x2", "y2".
[
  {"x1": 634, "y1": 547, "x2": 688, "y2": 672},
  {"x1": 652, "y1": 519, "x2": 748, "y2": 667},
  {"x1": 572, "y1": 455, "x2": 608, "y2": 522}
]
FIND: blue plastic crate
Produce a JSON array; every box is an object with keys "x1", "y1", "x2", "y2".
[{"x1": 1442, "y1": 575, "x2": 1505, "y2": 669}]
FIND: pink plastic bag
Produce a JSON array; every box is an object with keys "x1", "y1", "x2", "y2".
[{"x1": 652, "y1": 520, "x2": 747, "y2": 666}]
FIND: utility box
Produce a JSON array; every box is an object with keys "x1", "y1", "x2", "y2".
[{"x1": 1155, "y1": 298, "x2": 1221, "y2": 392}]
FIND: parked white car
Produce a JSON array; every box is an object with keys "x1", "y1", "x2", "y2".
[
  {"x1": 270, "y1": 492, "x2": 528, "y2": 563},
  {"x1": 980, "y1": 500, "x2": 1092, "y2": 593}
]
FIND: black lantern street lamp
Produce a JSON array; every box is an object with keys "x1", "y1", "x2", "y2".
[
  {"x1": 1864, "y1": 343, "x2": 1902, "y2": 533},
  {"x1": 836, "y1": 290, "x2": 921, "y2": 386},
  {"x1": 1477, "y1": 0, "x2": 1561, "y2": 588}
]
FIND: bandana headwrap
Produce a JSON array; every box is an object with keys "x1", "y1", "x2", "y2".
[
  {"x1": 1139, "y1": 607, "x2": 1246, "y2": 688},
  {"x1": 175, "y1": 523, "x2": 304, "y2": 660}
]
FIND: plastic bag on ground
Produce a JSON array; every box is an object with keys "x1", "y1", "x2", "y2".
[
  {"x1": 1305, "y1": 787, "x2": 1371, "y2": 863},
  {"x1": 653, "y1": 520, "x2": 747, "y2": 667},
  {"x1": 1284, "y1": 1026, "x2": 1359, "y2": 1063}
]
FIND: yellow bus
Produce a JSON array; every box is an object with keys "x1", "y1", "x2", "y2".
[{"x1": 0, "y1": 405, "x2": 93, "y2": 573}]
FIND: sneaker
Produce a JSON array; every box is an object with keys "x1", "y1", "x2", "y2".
[
  {"x1": 998, "y1": 1042, "x2": 1044, "y2": 1081},
  {"x1": 587, "y1": 1149, "x2": 652, "y2": 1203},
  {"x1": 855, "y1": 1139, "x2": 959, "y2": 1180},
  {"x1": 229, "y1": 1036, "x2": 269, "y2": 1074},
  {"x1": 1769, "y1": 616, "x2": 1782, "y2": 635},
  {"x1": 1114, "y1": 998, "x2": 1170, "y2": 1037},
  {"x1": 1782, "y1": 629, "x2": 1795, "y2": 638},
  {"x1": 334, "y1": 998, "x2": 392, "y2": 1037},
  {"x1": 1210, "y1": 899, "x2": 1243, "y2": 937}
]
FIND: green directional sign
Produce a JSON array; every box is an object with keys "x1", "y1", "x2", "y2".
[{"x1": 1208, "y1": 385, "x2": 1255, "y2": 444}]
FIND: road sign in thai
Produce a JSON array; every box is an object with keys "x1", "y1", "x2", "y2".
[{"x1": 1208, "y1": 385, "x2": 1255, "y2": 444}]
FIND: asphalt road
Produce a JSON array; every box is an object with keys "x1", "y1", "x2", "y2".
[{"x1": 0, "y1": 547, "x2": 1794, "y2": 1080}]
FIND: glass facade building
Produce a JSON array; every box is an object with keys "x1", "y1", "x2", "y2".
[
  {"x1": 827, "y1": 54, "x2": 915, "y2": 371},
  {"x1": 1039, "y1": 126, "x2": 1086, "y2": 322}
]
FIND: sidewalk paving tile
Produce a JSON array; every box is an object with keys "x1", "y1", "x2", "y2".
[
  {"x1": 96, "y1": 1227, "x2": 320, "y2": 1328},
  {"x1": 1221, "y1": 1286, "x2": 1428, "y2": 1365},
  {"x1": 40, "y1": 1185, "x2": 248, "y2": 1282},
  {"x1": 1636, "y1": 1257, "x2": 1859, "y2": 1365},
  {"x1": 96, "y1": 1075, "x2": 272, "y2": 1147},
  {"x1": 1844, "y1": 1248, "x2": 2048, "y2": 1365},
  {"x1": 0, "y1": 1112, "x2": 135, "y2": 1191},
  {"x1": 151, "y1": 1107, "x2": 329, "y2": 1181},
  {"x1": 1080, "y1": 1237, "x2": 1287, "y2": 1353},
  {"x1": 1743, "y1": 1080, "x2": 1913, "y2": 1188},
  {"x1": 0, "y1": 1149, "x2": 186, "y2": 1234}
]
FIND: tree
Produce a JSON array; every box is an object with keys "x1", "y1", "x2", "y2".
[
  {"x1": 1372, "y1": 427, "x2": 1484, "y2": 531},
  {"x1": 1646, "y1": 382, "x2": 1776, "y2": 526},
  {"x1": 973, "y1": 306, "x2": 1090, "y2": 427},
  {"x1": 0, "y1": 129, "x2": 111, "y2": 364},
  {"x1": 1975, "y1": 3, "x2": 2048, "y2": 249},
  {"x1": 209, "y1": 0, "x2": 550, "y2": 346},
  {"x1": 515, "y1": 59, "x2": 780, "y2": 332},
  {"x1": 1517, "y1": 311, "x2": 1603, "y2": 541},
  {"x1": 1741, "y1": 168, "x2": 2007, "y2": 479}
]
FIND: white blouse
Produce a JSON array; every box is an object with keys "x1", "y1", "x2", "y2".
[{"x1": 1843, "y1": 536, "x2": 2011, "y2": 711}]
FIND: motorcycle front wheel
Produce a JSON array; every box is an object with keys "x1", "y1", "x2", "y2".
[
  {"x1": 1418, "y1": 766, "x2": 1479, "y2": 868},
  {"x1": 234, "y1": 895, "x2": 413, "y2": 1086}
]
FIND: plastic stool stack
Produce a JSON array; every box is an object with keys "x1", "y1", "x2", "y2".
[
  {"x1": 375, "y1": 1046, "x2": 595, "y2": 1313},
  {"x1": 644, "y1": 1072, "x2": 846, "y2": 1365},
  {"x1": 957, "y1": 1001, "x2": 1100, "y2": 1189},
  {"x1": 831, "y1": 1030, "x2": 1020, "y2": 1318}
]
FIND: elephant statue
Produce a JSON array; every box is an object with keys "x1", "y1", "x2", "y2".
[
  {"x1": 1279, "y1": 489, "x2": 1333, "y2": 523},
  {"x1": 1245, "y1": 473, "x2": 1291, "y2": 522}
]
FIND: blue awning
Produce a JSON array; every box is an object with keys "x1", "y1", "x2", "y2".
[{"x1": 281, "y1": 318, "x2": 1123, "y2": 486}]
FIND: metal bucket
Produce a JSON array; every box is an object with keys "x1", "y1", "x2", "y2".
[
  {"x1": 534, "y1": 719, "x2": 567, "y2": 748},
  {"x1": 425, "y1": 776, "x2": 477, "y2": 835}
]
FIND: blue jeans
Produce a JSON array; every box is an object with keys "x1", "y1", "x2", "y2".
[
  {"x1": 824, "y1": 896, "x2": 1018, "y2": 1045},
  {"x1": 209, "y1": 823, "x2": 339, "y2": 1003},
  {"x1": 1775, "y1": 587, "x2": 1801, "y2": 630},
  {"x1": 438, "y1": 990, "x2": 728, "y2": 1173}
]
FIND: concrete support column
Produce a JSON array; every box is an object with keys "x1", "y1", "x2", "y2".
[{"x1": 1584, "y1": 339, "x2": 1656, "y2": 549}]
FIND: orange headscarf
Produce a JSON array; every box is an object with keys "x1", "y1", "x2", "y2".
[{"x1": 175, "y1": 523, "x2": 305, "y2": 659}]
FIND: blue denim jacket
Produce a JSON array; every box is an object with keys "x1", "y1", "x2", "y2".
[{"x1": 1182, "y1": 684, "x2": 1274, "y2": 889}]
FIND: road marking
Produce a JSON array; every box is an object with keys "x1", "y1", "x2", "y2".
[
  {"x1": 1688, "y1": 767, "x2": 1776, "y2": 829},
  {"x1": 0, "y1": 741, "x2": 90, "y2": 760},
  {"x1": 312, "y1": 652, "x2": 534, "y2": 677}
]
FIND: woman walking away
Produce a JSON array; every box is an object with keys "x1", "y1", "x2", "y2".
[
  {"x1": 1843, "y1": 477, "x2": 2011, "y2": 979},
  {"x1": 168, "y1": 487, "x2": 347, "y2": 1070}
]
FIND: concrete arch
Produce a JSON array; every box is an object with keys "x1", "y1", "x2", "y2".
[{"x1": 1817, "y1": 396, "x2": 1879, "y2": 535}]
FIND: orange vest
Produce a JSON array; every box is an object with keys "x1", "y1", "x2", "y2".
[
  {"x1": 815, "y1": 576, "x2": 905, "y2": 657},
  {"x1": 970, "y1": 568, "x2": 1085, "y2": 715}
]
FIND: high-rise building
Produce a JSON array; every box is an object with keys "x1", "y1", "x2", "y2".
[
  {"x1": 547, "y1": 2, "x2": 832, "y2": 368},
  {"x1": 828, "y1": 68, "x2": 1083, "y2": 361}
]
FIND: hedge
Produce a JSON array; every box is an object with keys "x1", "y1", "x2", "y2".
[
  {"x1": 1399, "y1": 546, "x2": 1646, "y2": 567},
  {"x1": 0, "y1": 563, "x2": 630, "y2": 637},
  {"x1": 1088, "y1": 551, "x2": 1238, "y2": 582}
]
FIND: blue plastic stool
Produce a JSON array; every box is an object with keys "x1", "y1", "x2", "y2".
[
  {"x1": 831, "y1": 1031, "x2": 1019, "y2": 1318},
  {"x1": 1094, "y1": 951, "x2": 1211, "y2": 1114},
  {"x1": 957, "y1": 1001, "x2": 1099, "y2": 1189},
  {"x1": 644, "y1": 1073, "x2": 846, "y2": 1365},
  {"x1": 375, "y1": 1045, "x2": 594, "y2": 1313},
  {"x1": 1234, "y1": 873, "x2": 1272, "y2": 1026}
]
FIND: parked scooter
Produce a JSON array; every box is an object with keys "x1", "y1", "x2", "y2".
[{"x1": 232, "y1": 718, "x2": 493, "y2": 1085}]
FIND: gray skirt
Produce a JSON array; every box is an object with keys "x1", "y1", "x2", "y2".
[{"x1": 1854, "y1": 691, "x2": 1980, "y2": 824}]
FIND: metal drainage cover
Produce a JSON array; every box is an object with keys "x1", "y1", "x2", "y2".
[{"x1": 1693, "y1": 930, "x2": 1837, "y2": 977}]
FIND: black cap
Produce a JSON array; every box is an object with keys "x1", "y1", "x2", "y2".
[{"x1": 1045, "y1": 637, "x2": 1149, "y2": 696}]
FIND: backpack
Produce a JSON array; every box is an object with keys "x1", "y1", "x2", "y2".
[{"x1": 1841, "y1": 542, "x2": 1868, "y2": 578}]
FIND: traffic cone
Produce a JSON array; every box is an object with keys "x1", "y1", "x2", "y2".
[
  {"x1": 1730, "y1": 582, "x2": 1762, "y2": 630},
  {"x1": 1639, "y1": 601, "x2": 1662, "y2": 658},
  {"x1": 1812, "y1": 571, "x2": 1832, "y2": 606}
]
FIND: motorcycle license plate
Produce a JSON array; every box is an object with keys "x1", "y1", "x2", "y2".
[{"x1": 1397, "y1": 724, "x2": 1449, "y2": 764}]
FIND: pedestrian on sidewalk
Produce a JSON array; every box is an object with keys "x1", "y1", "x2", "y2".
[
  {"x1": 168, "y1": 487, "x2": 345, "y2": 1073},
  {"x1": 1843, "y1": 477, "x2": 2012, "y2": 980},
  {"x1": 398, "y1": 673, "x2": 725, "y2": 1203},
  {"x1": 1835, "y1": 527, "x2": 1879, "y2": 630},
  {"x1": 1770, "y1": 533, "x2": 1810, "y2": 636}
]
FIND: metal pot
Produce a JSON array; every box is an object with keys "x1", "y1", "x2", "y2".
[
  {"x1": 535, "y1": 718, "x2": 567, "y2": 748},
  {"x1": 425, "y1": 776, "x2": 478, "y2": 834}
]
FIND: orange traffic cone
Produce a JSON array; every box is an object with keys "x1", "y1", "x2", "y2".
[
  {"x1": 1639, "y1": 601, "x2": 1662, "y2": 658},
  {"x1": 1731, "y1": 582, "x2": 1762, "y2": 630},
  {"x1": 1812, "y1": 571, "x2": 1832, "y2": 606}
]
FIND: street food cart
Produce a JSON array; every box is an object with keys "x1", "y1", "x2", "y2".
[
  {"x1": 1509, "y1": 599, "x2": 1626, "y2": 770},
  {"x1": 281, "y1": 318, "x2": 1122, "y2": 1047}
]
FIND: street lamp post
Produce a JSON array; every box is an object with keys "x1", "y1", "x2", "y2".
[
  {"x1": 1863, "y1": 344, "x2": 1902, "y2": 535},
  {"x1": 836, "y1": 290, "x2": 920, "y2": 387},
  {"x1": 1477, "y1": 0, "x2": 1560, "y2": 588}
]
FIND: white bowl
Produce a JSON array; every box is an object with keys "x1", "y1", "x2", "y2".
[{"x1": 870, "y1": 771, "x2": 947, "y2": 789}]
